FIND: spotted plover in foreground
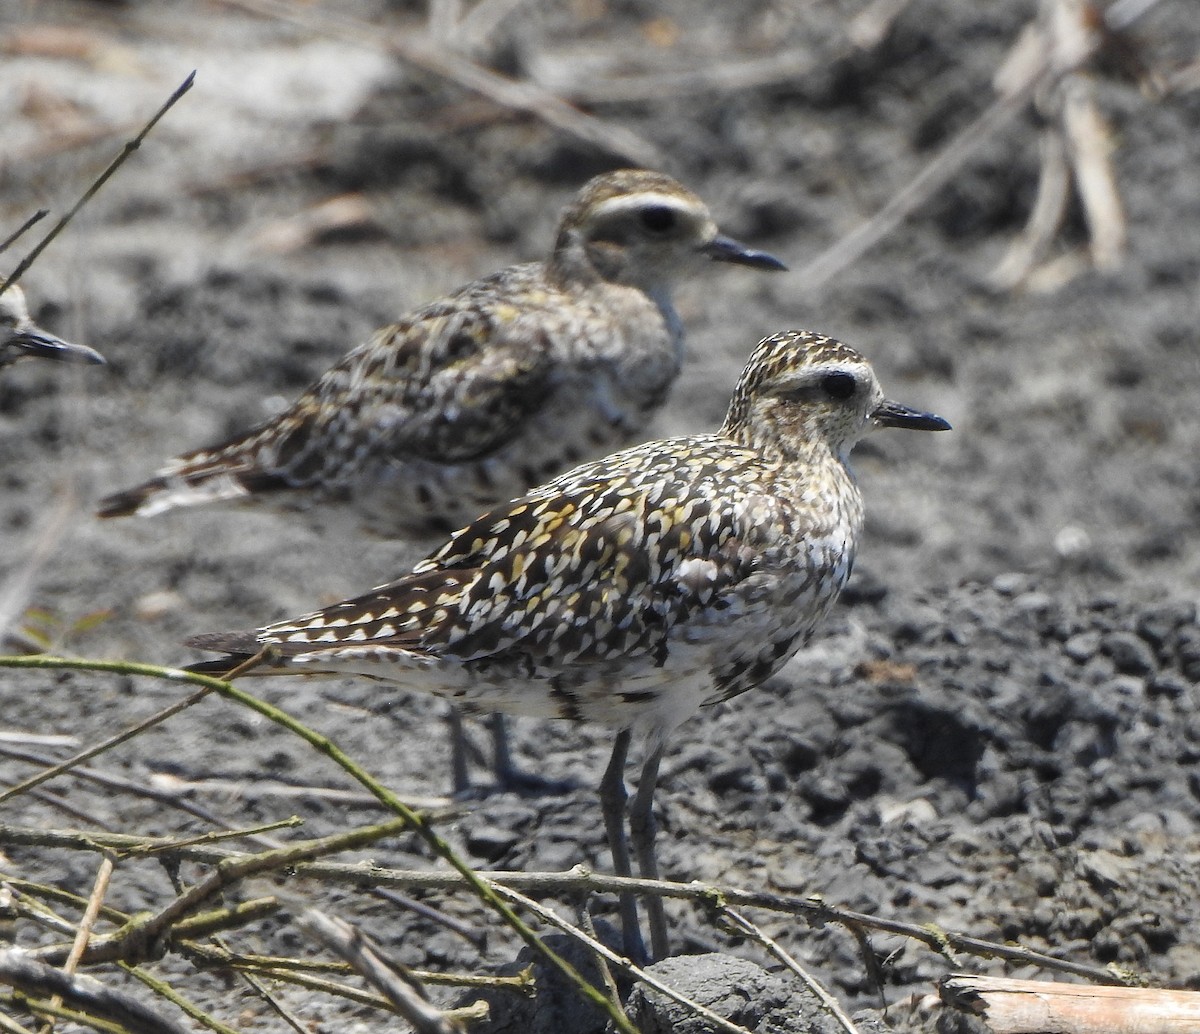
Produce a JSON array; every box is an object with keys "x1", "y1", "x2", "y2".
[{"x1": 185, "y1": 330, "x2": 950, "y2": 961}]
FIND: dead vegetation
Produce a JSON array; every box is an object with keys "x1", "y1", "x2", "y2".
[{"x1": 3, "y1": 2, "x2": 1200, "y2": 1031}]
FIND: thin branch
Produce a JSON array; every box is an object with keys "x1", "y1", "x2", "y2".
[
  {"x1": 185, "y1": 943, "x2": 531, "y2": 993},
  {"x1": 125, "y1": 822, "x2": 410, "y2": 966},
  {"x1": 0, "y1": 952, "x2": 188, "y2": 1034},
  {"x1": 119, "y1": 966, "x2": 239, "y2": 1034},
  {"x1": 233, "y1": 969, "x2": 308, "y2": 1034},
  {"x1": 0, "y1": 654, "x2": 639, "y2": 1034},
  {"x1": 493, "y1": 883, "x2": 754, "y2": 1034},
  {"x1": 795, "y1": 81, "x2": 1036, "y2": 293},
  {"x1": 0, "y1": 687, "x2": 214, "y2": 805},
  {"x1": 0, "y1": 743, "x2": 483, "y2": 950},
  {"x1": 718, "y1": 906, "x2": 862, "y2": 1034},
  {"x1": 1, "y1": 822, "x2": 1140, "y2": 988},
  {"x1": 299, "y1": 909, "x2": 467, "y2": 1034},
  {"x1": 0, "y1": 211, "x2": 48, "y2": 257},
  {"x1": 548, "y1": 46, "x2": 819, "y2": 104},
  {"x1": 215, "y1": 0, "x2": 664, "y2": 168},
  {"x1": 0, "y1": 72, "x2": 195, "y2": 295}
]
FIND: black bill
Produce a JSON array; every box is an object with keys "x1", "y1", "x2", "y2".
[
  {"x1": 872, "y1": 398, "x2": 951, "y2": 432},
  {"x1": 9, "y1": 329, "x2": 106, "y2": 366},
  {"x1": 701, "y1": 234, "x2": 788, "y2": 271}
]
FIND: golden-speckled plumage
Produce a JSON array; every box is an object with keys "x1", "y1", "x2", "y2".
[
  {"x1": 187, "y1": 331, "x2": 950, "y2": 739},
  {"x1": 97, "y1": 170, "x2": 783, "y2": 532}
]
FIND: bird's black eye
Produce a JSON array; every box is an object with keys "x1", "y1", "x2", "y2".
[
  {"x1": 821, "y1": 372, "x2": 857, "y2": 399},
  {"x1": 639, "y1": 206, "x2": 677, "y2": 233}
]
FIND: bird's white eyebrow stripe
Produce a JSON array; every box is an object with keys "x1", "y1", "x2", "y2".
[{"x1": 588, "y1": 193, "x2": 699, "y2": 221}]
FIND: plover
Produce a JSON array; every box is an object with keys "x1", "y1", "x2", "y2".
[
  {"x1": 96, "y1": 169, "x2": 784, "y2": 531},
  {"x1": 185, "y1": 330, "x2": 950, "y2": 960},
  {"x1": 0, "y1": 285, "x2": 105, "y2": 369},
  {"x1": 98, "y1": 168, "x2": 784, "y2": 791}
]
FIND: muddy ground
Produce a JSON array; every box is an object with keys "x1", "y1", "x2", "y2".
[{"x1": 3, "y1": 1, "x2": 1200, "y2": 1031}]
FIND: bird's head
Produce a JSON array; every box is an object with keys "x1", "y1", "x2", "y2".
[
  {"x1": 551, "y1": 169, "x2": 785, "y2": 290},
  {"x1": 722, "y1": 331, "x2": 950, "y2": 461}
]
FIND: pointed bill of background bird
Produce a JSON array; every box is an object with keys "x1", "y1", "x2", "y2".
[{"x1": 0, "y1": 285, "x2": 105, "y2": 369}]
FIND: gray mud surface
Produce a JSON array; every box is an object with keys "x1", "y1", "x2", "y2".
[{"x1": 3, "y1": 2, "x2": 1200, "y2": 1031}]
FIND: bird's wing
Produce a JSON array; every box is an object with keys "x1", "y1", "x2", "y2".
[
  {"x1": 98, "y1": 283, "x2": 556, "y2": 517},
  {"x1": 198, "y1": 441, "x2": 782, "y2": 670}
]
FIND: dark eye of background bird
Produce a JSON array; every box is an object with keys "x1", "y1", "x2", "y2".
[{"x1": 639, "y1": 206, "x2": 677, "y2": 233}]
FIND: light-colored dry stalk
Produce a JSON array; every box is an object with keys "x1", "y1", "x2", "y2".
[
  {"x1": 494, "y1": 882, "x2": 755, "y2": 1034},
  {"x1": 940, "y1": 974, "x2": 1200, "y2": 1034},
  {"x1": 300, "y1": 908, "x2": 469, "y2": 1034},
  {"x1": 216, "y1": 0, "x2": 664, "y2": 168},
  {"x1": 718, "y1": 906, "x2": 862, "y2": 1034},
  {"x1": 0, "y1": 655, "x2": 641, "y2": 1034}
]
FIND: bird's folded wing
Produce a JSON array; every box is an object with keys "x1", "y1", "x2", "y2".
[{"x1": 233, "y1": 461, "x2": 773, "y2": 667}]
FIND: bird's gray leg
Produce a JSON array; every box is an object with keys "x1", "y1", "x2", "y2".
[
  {"x1": 599, "y1": 728, "x2": 646, "y2": 962},
  {"x1": 489, "y1": 713, "x2": 515, "y2": 784},
  {"x1": 446, "y1": 706, "x2": 473, "y2": 795},
  {"x1": 629, "y1": 739, "x2": 668, "y2": 959}
]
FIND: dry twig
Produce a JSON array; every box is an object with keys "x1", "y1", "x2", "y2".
[
  {"x1": 798, "y1": 0, "x2": 1166, "y2": 294},
  {"x1": 940, "y1": 974, "x2": 1200, "y2": 1034},
  {"x1": 0, "y1": 655, "x2": 640, "y2": 1034},
  {"x1": 0, "y1": 212, "x2": 47, "y2": 258},
  {"x1": 299, "y1": 909, "x2": 477, "y2": 1033},
  {"x1": 216, "y1": 0, "x2": 664, "y2": 167},
  {"x1": 0, "y1": 71, "x2": 195, "y2": 296},
  {"x1": 0, "y1": 952, "x2": 187, "y2": 1034}
]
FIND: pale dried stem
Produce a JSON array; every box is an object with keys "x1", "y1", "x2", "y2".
[
  {"x1": 1061, "y1": 76, "x2": 1126, "y2": 269},
  {"x1": 300, "y1": 909, "x2": 468, "y2": 1034},
  {"x1": 0, "y1": 824, "x2": 1142, "y2": 988},
  {"x1": 800, "y1": 0, "x2": 1164, "y2": 294},
  {"x1": 217, "y1": 0, "x2": 664, "y2": 168},
  {"x1": 493, "y1": 883, "x2": 754, "y2": 1034},
  {"x1": 0, "y1": 491, "x2": 77, "y2": 645},
  {"x1": 940, "y1": 974, "x2": 1200, "y2": 1034},
  {"x1": 0, "y1": 952, "x2": 187, "y2": 1034},
  {"x1": 57, "y1": 853, "x2": 115, "y2": 977},
  {"x1": 34, "y1": 855, "x2": 115, "y2": 1033},
  {"x1": 990, "y1": 129, "x2": 1071, "y2": 290},
  {"x1": 551, "y1": 47, "x2": 819, "y2": 104},
  {"x1": 719, "y1": 907, "x2": 863, "y2": 1034}
]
